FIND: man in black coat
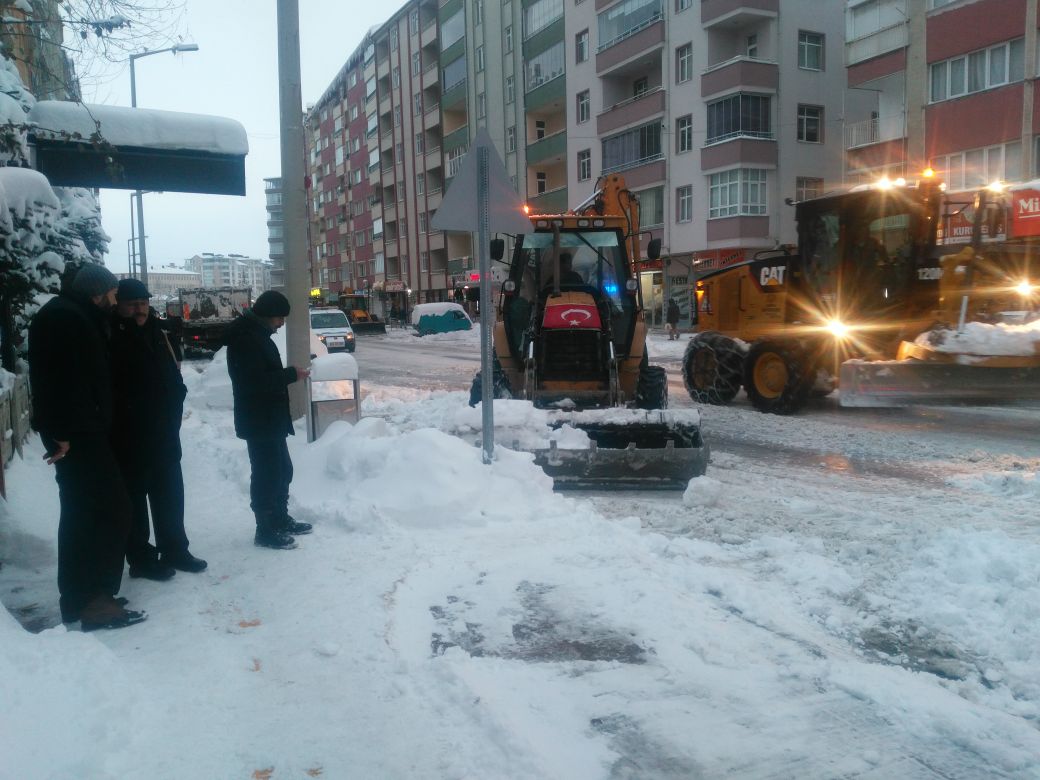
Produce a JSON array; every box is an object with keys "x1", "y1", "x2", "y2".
[
  {"x1": 111, "y1": 279, "x2": 207, "y2": 580},
  {"x1": 28, "y1": 264, "x2": 147, "y2": 631},
  {"x1": 225, "y1": 290, "x2": 312, "y2": 549}
]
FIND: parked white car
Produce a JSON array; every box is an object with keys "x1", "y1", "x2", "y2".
[{"x1": 309, "y1": 307, "x2": 356, "y2": 353}]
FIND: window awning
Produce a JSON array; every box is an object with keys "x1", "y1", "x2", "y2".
[{"x1": 27, "y1": 101, "x2": 248, "y2": 196}]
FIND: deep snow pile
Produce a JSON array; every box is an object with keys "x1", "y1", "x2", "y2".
[{"x1": 2, "y1": 345, "x2": 1040, "y2": 777}]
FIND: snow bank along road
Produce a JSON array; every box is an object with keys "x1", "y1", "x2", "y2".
[{"x1": 1, "y1": 328, "x2": 1039, "y2": 778}]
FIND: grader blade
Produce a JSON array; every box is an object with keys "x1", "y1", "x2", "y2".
[
  {"x1": 839, "y1": 360, "x2": 1040, "y2": 407},
  {"x1": 529, "y1": 410, "x2": 709, "y2": 490}
]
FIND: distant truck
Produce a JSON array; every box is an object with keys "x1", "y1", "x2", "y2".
[{"x1": 178, "y1": 286, "x2": 251, "y2": 353}]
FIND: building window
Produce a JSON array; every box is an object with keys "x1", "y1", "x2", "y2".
[
  {"x1": 448, "y1": 147, "x2": 467, "y2": 176},
  {"x1": 637, "y1": 186, "x2": 664, "y2": 227},
  {"x1": 417, "y1": 173, "x2": 425, "y2": 195},
  {"x1": 929, "y1": 39, "x2": 1024, "y2": 103},
  {"x1": 392, "y1": 66, "x2": 400, "y2": 88},
  {"x1": 420, "y1": 251, "x2": 429, "y2": 272},
  {"x1": 476, "y1": 46, "x2": 485, "y2": 72},
  {"x1": 798, "y1": 31, "x2": 823, "y2": 70},
  {"x1": 506, "y1": 75, "x2": 515, "y2": 104},
  {"x1": 676, "y1": 114, "x2": 692, "y2": 153},
  {"x1": 525, "y1": 0, "x2": 564, "y2": 39},
  {"x1": 416, "y1": 133, "x2": 425, "y2": 155},
  {"x1": 350, "y1": 105, "x2": 359, "y2": 120},
  {"x1": 796, "y1": 176, "x2": 824, "y2": 201},
  {"x1": 598, "y1": 0, "x2": 663, "y2": 52},
  {"x1": 676, "y1": 43, "x2": 692, "y2": 83},
  {"x1": 576, "y1": 29, "x2": 589, "y2": 63},
  {"x1": 708, "y1": 169, "x2": 767, "y2": 218},
  {"x1": 746, "y1": 33, "x2": 758, "y2": 58},
  {"x1": 797, "y1": 105, "x2": 823, "y2": 143},
  {"x1": 536, "y1": 171, "x2": 547, "y2": 194},
  {"x1": 441, "y1": 9, "x2": 465, "y2": 49},
  {"x1": 578, "y1": 149, "x2": 591, "y2": 181},
  {"x1": 932, "y1": 142, "x2": 1022, "y2": 190},
  {"x1": 478, "y1": 92, "x2": 486, "y2": 118},
  {"x1": 676, "y1": 0, "x2": 691, "y2": 11},
  {"x1": 706, "y1": 94, "x2": 771, "y2": 144},
  {"x1": 507, "y1": 126, "x2": 517, "y2": 152},
  {"x1": 412, "y1": 52, "x2": 422, "y2": 75},
  {"x1": 394, "y1": 105, "x2": 401, "y2": 126},
  {"x1": 390, "y1": 27, "x2": 398, "y2": 50},
  {"x1": 419, "y1": 212, "x2": 428, "y2": 232},
  {"x1": 410, "y1": 8, "x2": 419, "y2": 30},
  {"x1": 505, "y1": 25, "x2": 513, "y2": 53},
  {"x1": 443, "y1": 55, "x2": 467, "y2": 90},
  {"x1": 676, "y1": 184, "x2": 692, "y2": 222},
  {"x1": 525, "y1": 40, "x2": 564, "y2": 91},
  {"x1": 413, "y1": 94, "x2": 423, "y2": 115},
  {"x1": 602, "y1": 121, "x2": 662, "y2": 172},
  {"x1": 633, "y1": 76, "x2": 648, "y2": 96},
  {"x1": 577, "y1": 90, "x2": 590, "y2": 123},
  {"x1": 474, "y1": 0, "x2": 483, "y2": 25},
  {"x1": 535, "y1": 119, "x2": 546, "y2": 140}
]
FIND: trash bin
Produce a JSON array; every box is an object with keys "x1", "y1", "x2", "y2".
[{"x1": 308, "y1": 353, "x2": 360, "y2": 440}]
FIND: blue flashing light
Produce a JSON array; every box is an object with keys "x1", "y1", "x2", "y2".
[{"x1": 603, "y1": 283, "x2": 619, "y2": 295}]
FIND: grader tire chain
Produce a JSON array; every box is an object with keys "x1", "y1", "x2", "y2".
[{"x1": 682, "y1": 332, "x2": 745, "y2": 405}]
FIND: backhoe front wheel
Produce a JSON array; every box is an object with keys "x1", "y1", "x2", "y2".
[
  {"x1": 743, "y1": 341, "x2": 812, "y2": 415},
  {"x1": 636, "y1": 364, "x2": 669, "y2": 409},
  {"x1": 682, "y1": 332, "x2": 744, "y2": 404}
]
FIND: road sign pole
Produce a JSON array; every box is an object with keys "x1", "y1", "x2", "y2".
[{"x1": 478, "y1": 147, "x2": 494, "y2": 464}]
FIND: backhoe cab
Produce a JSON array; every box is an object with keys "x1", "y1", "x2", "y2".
[{"x1": 469, "y1": 174, "x2": 708, "y2": 489}]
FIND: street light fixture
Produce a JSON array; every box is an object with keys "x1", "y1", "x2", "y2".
[{"x1": 128, "y1": 42, "x2": 199, "y2": 288}]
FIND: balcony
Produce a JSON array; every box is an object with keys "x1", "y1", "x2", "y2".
[
  {"x1": 421, "y1": 17, "x2": 437, "y2": 47},
  {"x1": 845, "y1": 115, "x2": 904, "y2": 150},
  {"x1": 701, "y1": 0, "x2": 778, "y2": 29},
  {"x1": 596, "y1": 19, "x2": 664, "y2": 76},
  {"x1": 443, "y1": 126, "x2": 469, "y2": 154},
  {"x1": 442, "y1": 77, "x2": 467, "y2": 111},
  {"x1": 422, "y1": 61, "x2": 439, "y2": 91},
  {"x1": 846, "y1": 23, "x2": 908, "y2": 66},
  {"x1": 597, "y1": 87, "x2": 665, "y2": 136},
  {"x1": 425, "y1": 146, "x2": 442, "y2": 170},
  {"x1": 527, "y1": 130, "x2": 567, "y2": 167},
  {"x1": 525, "y1": 74, "x2": 566, "y2": 114},
  {"x1": 526, "y1": 186, "x2": 568, "y2": 214},
  {"x1": 701, "y1": 136, "x2": 776, "y2": 171},
  {"x1": 701, "y1": 57, "x2": 778, "y2": 99}
]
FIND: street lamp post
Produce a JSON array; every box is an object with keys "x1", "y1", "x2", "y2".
[{"x1": 129, "y1": 42, "x2": 199, "y2": 288}]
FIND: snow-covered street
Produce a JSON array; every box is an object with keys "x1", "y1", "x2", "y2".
[{"x1": 2, "y1": 330, "x2": 1040, "y2": 779}]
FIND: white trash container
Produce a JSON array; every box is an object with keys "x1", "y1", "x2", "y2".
[{"x1": 308, "y1": 353, "x2": 360, "y2": 440}]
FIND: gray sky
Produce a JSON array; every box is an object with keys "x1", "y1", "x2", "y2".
[{"x1": 88, "y1": 0, "x2": 404, "y2": 274}]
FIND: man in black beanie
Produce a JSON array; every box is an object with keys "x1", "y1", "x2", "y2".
[
  {"x1": 111, "y1": 278, "x2": 207, "y2": 581},
  {"x1": 225, "y1": 290, "x2": 312, "y2": 549},
  {"x1": 28, "y1": 263, "x2": 147, "y2": 631}
]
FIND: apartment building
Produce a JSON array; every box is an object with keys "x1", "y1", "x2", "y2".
[
  {"x1": 264, "y1": 177, "x2": 286, "y2": 290},
  {"x1": 845, "y1": 0, "x2": 1038, "y2": 190},
  {"x1": 564, "y1": 0, "x2": 848, "y2": 322},
  {"x1": 184, "y1": 253, "x2": 272, "y2": 292},
  {"x1": 117, "y1": 268, "x2": 201, "y2": 300}
]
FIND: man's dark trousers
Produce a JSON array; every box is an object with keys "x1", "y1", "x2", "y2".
[
  {"x1": 123, "y1": 455, "x2": 188, "y2": 565},
  {"x1": 54, "y1": 434, "x2": 132, "y2": 622},
  {"x1": 246, "y1": 437, "x2": 293, "y2": 527}
]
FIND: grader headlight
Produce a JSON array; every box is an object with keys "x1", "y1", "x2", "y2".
[
  {"x1": 824, "y1": 319, "x2": 851, "y2": 339},
  {"x1": 1015, "y1": 280, "x2": 1035, "y2": 297}
]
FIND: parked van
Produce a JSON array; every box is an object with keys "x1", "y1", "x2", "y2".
[{"x1": 309, "y1": 307, "x2": 356, "y2": 353}]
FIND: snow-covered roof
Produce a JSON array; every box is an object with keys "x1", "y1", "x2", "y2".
[{"x1": 28, "y1": 101, "x2": 248, "y2": 156}]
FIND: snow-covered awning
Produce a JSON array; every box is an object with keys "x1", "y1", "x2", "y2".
[{"x1": 26, "y1": 101, "x2": 248, "y2": 196}]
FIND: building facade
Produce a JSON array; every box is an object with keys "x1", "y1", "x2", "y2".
[
  {"x1": 118, "y1": 268, "x2": 201, "y2": 301},
  {"x1": 845, "y1": 0, "x2": 1039, "y2": 190},
  {"x1": 264, "y1": 177, "x2": 286, "y2": 290},
  {"x1": 184, "y1": 253, "x2": 272, "y2": 292}
]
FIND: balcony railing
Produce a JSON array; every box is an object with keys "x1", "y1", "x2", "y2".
[
  {"x1": 601, "y1": 152, "x2": 663, "y2": 175},
  {"x1": 844, "y1": 114, "x2": 905, "y2": 150},
  {"x1": 705, "y1": 130, "x2": 773, "y2": 146},
  {"x1": 846, "y1": 22, "x2": 908, "y2": 66}
]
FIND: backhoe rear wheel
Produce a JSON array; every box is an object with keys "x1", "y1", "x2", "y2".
[
  {"x1": 468, "y1": 358, "x2": 513, "y2": 407},
  {"x1": 682, "y1": 332, "x2": 744, "y2": 404},
  {"x1": 743, "y1": 340, "x2": 812, "y2": 415}
]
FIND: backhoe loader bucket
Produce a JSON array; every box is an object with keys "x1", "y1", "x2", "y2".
[{"x1": 525, "y1": 410, "x2": 709, "y2": 490}]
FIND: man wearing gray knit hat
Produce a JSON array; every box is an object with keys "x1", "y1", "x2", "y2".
[{"x1": 28, "y1": 263, "x2": 147, "y2": 631}]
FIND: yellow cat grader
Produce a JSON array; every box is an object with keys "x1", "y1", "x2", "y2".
[
  {"x1": 682, "y1": 176, "x2": 1040, "y2": 412},
  {"x1": 468, "y1": 174, "x2": 708, "y2": 488}
]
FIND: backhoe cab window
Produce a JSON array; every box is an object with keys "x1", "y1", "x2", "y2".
[{"x1": 515, "y1": 231, "x2": 625, "y2": 307}]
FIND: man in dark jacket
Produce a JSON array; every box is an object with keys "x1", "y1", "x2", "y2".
[
  {"x1": 666, "y1": 298, "x2": 681, "y2": 340},
  {"x1": 28, "y1": 264, "x2": 147, "y2": 631},
  {"x1": 225, "y1": 290, "x2": 312, "y2": 549},
  {"x1": 111, "y1": 279, "x2": 207, "y2": 581}
]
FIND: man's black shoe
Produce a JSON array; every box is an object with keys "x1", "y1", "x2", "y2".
[
  {"x1": 79, "y1": 596, "x2": 148, "y2": 632},
  {"x1": 128, "y1": 560, "x2": 176, "y2": 581},
  {"x1": 160, "y1": 550, "x2": 208, "y2": 573},
  {"x1": 280, "y1": 516, "x2": 312, "y2": 536},
  {"x1": 254, "y1": 528, "x2": 298, "y2": 550}
]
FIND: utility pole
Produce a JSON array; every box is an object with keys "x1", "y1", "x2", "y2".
[{"x1": 276, "y1": 0, "x2": 311, "y2": 423}]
